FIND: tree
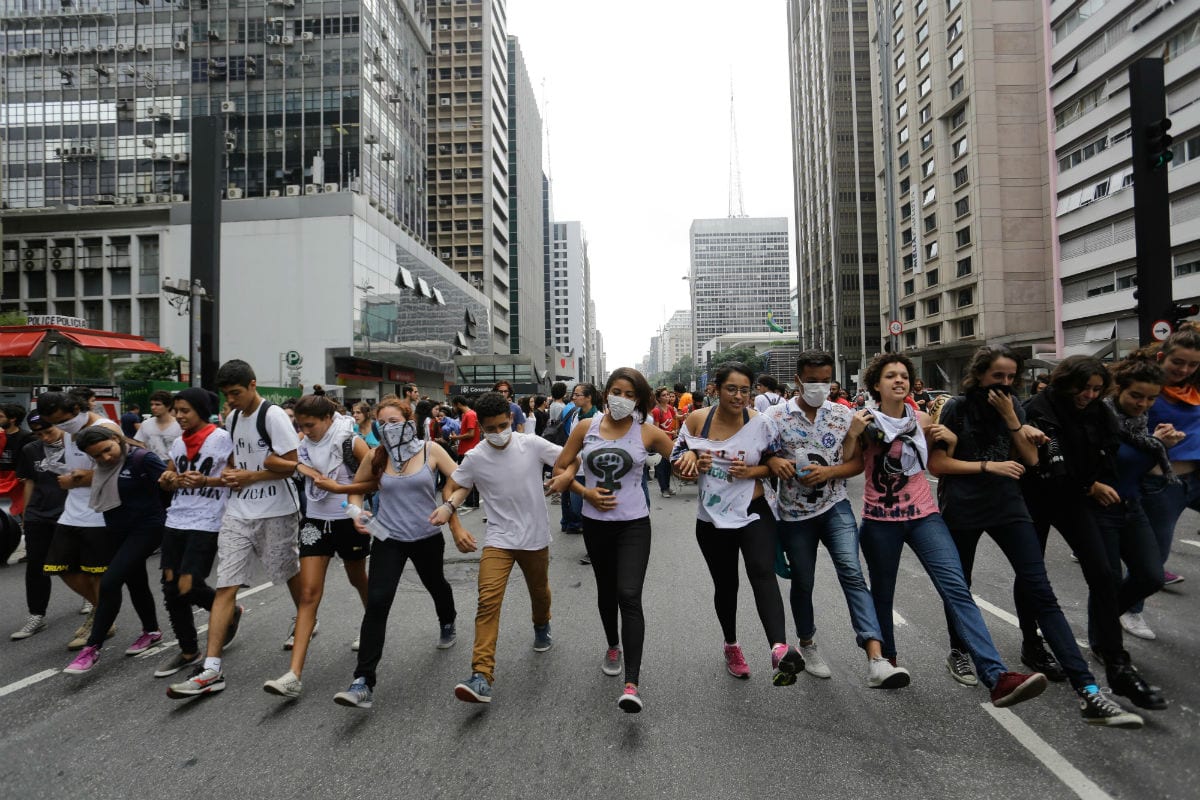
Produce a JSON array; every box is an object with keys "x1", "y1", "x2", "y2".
[
  {"x1": 709, "y1": 346, "x2": 766, "y2": 376},
  {"x1": 121, "y1": 350, "x2": 183, "y2": 381},
  {"x1": 0, "y1": 311, "x2": 28, "y2": 326}
]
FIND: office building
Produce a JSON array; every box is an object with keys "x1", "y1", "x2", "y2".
[{"x1": 549, "y1": 220, "x2": 591, "y2": 382}]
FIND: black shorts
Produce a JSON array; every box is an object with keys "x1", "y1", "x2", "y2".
[
  {"x1": 298, "y1": 517, "x2": 371, "y2": 561},
  {"x1": 160, "y1": 528, "x2": 219, "y2": 580},
  {"x1": 43, "y1": 523, "x2": 113, "y2": 575}
]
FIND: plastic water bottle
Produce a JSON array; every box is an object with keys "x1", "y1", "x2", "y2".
[{"x1": 342, "y1": 501, "x2": 377, "y2": 531}]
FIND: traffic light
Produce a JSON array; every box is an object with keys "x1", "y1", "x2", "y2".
[
  {"x1": 1146, "y1": 117, "x2": 1174, "y2": 170},
  {"x1": 1170, "y1": 303, "x2": 1198, "y2": 330}
]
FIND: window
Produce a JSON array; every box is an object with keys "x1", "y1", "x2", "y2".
[
  {"x1": 954, "y1": 197, "x2": 970, "y2": 217},
  {"x1": 948, "y1": 0, "x2": 962, "y2": 11},
  {"x1": 917, "y1": 22, "x2": 929, "y2": 45},
  {"x1": 922, "y1": 158, "x2": 935, "y2": 179},
  {"x1": 923, "y1": 213, "x2": 938, "y2": 235},
  {"x1": 906, "y1": 331, "x2": 918, "y2": 348},
  {"x1": 926, "y1": 241, "x2": 939, "y2": 260},
  {"x1": 902, "y1": 228, "x2": 914, "y2": 246},
  {"x1": 947, "y1": 17, "x2": 963, "y2": 44},
  {"x1": 897, "y1": 101, "x2": 908, "y2": 121},
  {"x1": 904, "y1": 253, "x2": 916, "y2": 270},
  {"x1": 953, "y1": 136, "x2": 969, "y2": 159},
  {"x1": 916, "y1": 0, "x2": 928, "y2": 16},
  {"x1": 895, "y1": 51, "x2": 906, "y2": 71},
  {"x1": 901, "y1": 201, "x2": 913, "y2": 220},
  {"x1": 920, "y1": 131, "x2": 933, "y2": 152},
  {"x1": 898, "y1": 151, "x2": 910, "y2": 169},
  {"x1": 900, "y1": 177, "x2": 911, "y2": 194},
  {"x1": 922, "y1": 186, "x2": 936, "y2": 206},
  {"x1": 897, "y1": 75, "x2": 907, "y2": 95},
  {"x1": 950, "y1": 77, "x2": 965, "y2": 100},
  {"x1": 917, "y1": 50, "x2": 930, "y2": 71},
  {"x1": 1057, "y1": 134, "x2": 1109, "y2": 173},
  {"x1": 956, "y1": 256, "x2": 972, "y2": 277},
  {"x1": 949, "y1": 47, "x2": 964, "y2": 72},
  {"x1": 903, "y1": 304, "x2": 917, "y2": 321},
  {"x1": 925, "y1": 296, "x2": 941, "y2": 315},
  {"x1": 904, "y1": 278, "x2": 915, "y2": 295},
  {"x1": 920, "y1": 105, "x2": 933, "y2": 125},
  {"x1": 919, "y1": 75, "x2": 932, "y2": 99},
  {"x1": 959, "y1": 317, "x2": 976, "y2": 338},
  {"x1": 957, "y1": 288, "x2": 973, "y2": 308},
  {"x1": 898, "y1": 126, "x2": 910, "y2": 146},
  {"x1": 893, "y1": 1, "x2": 903, "y2": 20},
  {"x1": 950, "y1": 107, "x2": 967, "y2": 130},
  {"x1": 926, "y1": 323, "x2": 942, "y2": 344},
  {"x1": 894, "y1": 27, "x2": 905, "y2": 46},
  {"x1": 953, "y1": 166, "x2": 969, "y2": 188},
  {"x1": 956, "y1": 226, "x2": 972, "y2": 248},
  {"x1": 926, "y1": 268, "x2": 940, "y2": 287}
]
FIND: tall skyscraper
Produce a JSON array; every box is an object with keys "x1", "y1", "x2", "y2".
[
  {"x1": 689, "y1": 217, "x2": 791, "y2": 372},
  {"x1": 549, "y1": 220, "x2": 590, "y2": 383},
  {"x1": 426, "y1": 0, "x2": 511, "y2": 352},
  {"x1": 867, "y1": 0, "x2": 1054, "y2": 386},
  {"x1": 787, "y1": 0, "x2": 881, "y2": 384},
  {"x1": 1049, "y1": 2, "x2": 1200, "y2": 356}
]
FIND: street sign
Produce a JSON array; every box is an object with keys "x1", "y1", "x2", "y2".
[
  {"x1": 889, "y1": 320, "x2": 903, "y2": 336},
  {"x1": 1152, "y1": 319, "x2": 1172, "y2": 341},
  {"x1": 285, "y1": 350, "x2": 303, "y2": 368}
]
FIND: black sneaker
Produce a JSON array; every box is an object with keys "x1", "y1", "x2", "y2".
[
  {"x1": 1020, "y1": 640, "x2": 1066, "y2": 682},
  {"x1": 1079, "y1": 689, "x2": 1144, "y2": 728},
  {"x1": 1108, "y1": 663, "x2": 1168, "y2": 711},
  {"x1": 224, "y1": 604, "x2": 244, "y2": 649}
]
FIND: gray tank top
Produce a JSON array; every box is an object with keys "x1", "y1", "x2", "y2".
[
  {"x1": 372, "y1": 444, "x2": 441, "y2": 542},
  {"x1": 580, "y1": 416, "x2": 649, "y2": 522}
]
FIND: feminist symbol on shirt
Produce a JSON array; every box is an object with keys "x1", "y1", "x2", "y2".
[{"x1": 587, "y1": 448, "x2": 633, "y2": 492}]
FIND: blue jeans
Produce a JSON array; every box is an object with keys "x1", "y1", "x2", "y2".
[
  {"x1": 560, "y1": 477, "x2": 584, "y2": 531},
  {"x1": 1093, "y1": 499, "x2": 1165, "y2": 619},
  {"x1": 778, "y1": 500, "x2": 881, "y2": 648},
  {"x1": 1137, "y1": 470, "x2": 1198, "y2": 593},
  {"x1": 859, "y1": 513, "x2": 1006, "y2": 688}
]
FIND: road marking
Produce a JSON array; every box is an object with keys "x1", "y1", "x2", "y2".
[
  {"x1": 0, "y1": 669, "x2": 59, "y2": 698},
  {"x1": 973, "y1": 594, "x2": 1020, "y2": 628},
  {"x1": 892, "y1": 609, "x2": 907, "y2": 626},
  {"x1": 982, "y1": 704, "x2": 1115, "y2": 800},
  {"x1": 1181, "y1": 539, "x2": 1200, "y2": 550},
  {"x1": 136, "y1": 581, "x2": 275, "y2": 659}
]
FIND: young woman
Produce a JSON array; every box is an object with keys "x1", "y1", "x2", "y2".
[
  {"x1": 553, "y1": 368, "x2": 674, "y2": 712},
  {"x1": 352, "y1": 402, "x2": 380, "y2": 448},
  {"x1": 10, "y1": 414, "x2": 68, "y2": 641},
  {"x1": 153, "y1": 389, "x2": 235, "y2": 678},
  {"x1": 560, "y1": 383, "x2": 601, "y2": 534},
  {"x1": 929, "y1": 346, "x2": 1142, "y2": 727},
  {"x1": 63, "y1": 426, "x2": 166, "y2": 675},
  {"x1": 1022, "y1": 356, "x2": 1168, "y2": 711},
  {"x1": 671, "y1": 363, "x2": 804, "y2": 686},
  {"x1": 532, "y1": 395, "x2": 550, "y2": 437},
  {"x1": 1103, "y1": 360, "x2": 1178, "y2": 641},
  {"x1": 333, "y1": 398, "x2": 466, "y2": 709},
  {"x1": 847, "y1": 353, "x2": 1048, "y2": 708},
  {"x1": 649, "y1": 387, "x2": 678, "y2": 498}
]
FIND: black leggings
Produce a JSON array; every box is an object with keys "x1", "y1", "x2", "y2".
[
  {"x1": 583, "y1": 516, "x2": 651, "y2": 685},
  {"x1": 355, "y1": 533, "x2": 457, "y2": 688},
  {"x1": 695, "y1": 496, "x2": 786, "y2": 647},
  {"x1": 88, "y1": 526, "x2": 162, "y2": 648},
  {"x1": 23, "y1": 520, "x2": 55, "y2": 616}
]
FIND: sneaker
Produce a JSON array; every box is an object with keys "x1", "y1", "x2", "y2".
[
  {"x1": 263, "y1": 670, "x2": 303, "y2": 698},
  {"x1": 724, "y1": 643, "x2": 751, "y2": 679},
  {"x1": 1108, "y1": 662, "x2": 1168, "y2": 710},
  {"x1": 1119, "y1": 611, "x2": 1156, "y2": 641},
  {"x1": 79, "y1": 599, "x2": 93, "y2": 615},
  {"x1": 63, "y1": 644, "x2": 101, "y2": 675},
  {"x1": 351, "y1": 635, "x2": 360, "y2": 652},
  {"x1": 533, "y1": 622, "x2": 553, "y2": 652},
  {"x1": 602, "y1": 647, "x2": 623, "y2": 677},
  {"x1": 799, "y1": 641, "x2": 832, "y2": 679},
  {"x1": 224, "y1": 604, "x2": 244, "y2": 648},
  {"x1": 661, "y1": 490, "x2": 675, "y2": 498},
  {"x1": 125, "y1": 630, "x2": 163, "y2": 656},
  {"x1": 1069, "y1": 553, "x2": 1079, "y2": 563},
  {"x1": 283, "y1": 616, "x2": 318, "y2": 650},
  {"x1": 867, "y1": 656, "x2": 911, "y2": 689},
  {"x1": 618, "y1": 684, "x2": 644, "y2": 713},
  {"x1": 990, "y1": 671, "x2": 1049, "y2": 708},
  {"x1": 334, "y1": 678, "x2": 374, "y2": 709},
  {"x1": 1163, "y1": 570, "x2": 1184, "y2": 586},
  {"x1": 437, "y1": 623, "x2": 457, "y2": 649},
  {"x1": 153, "y1": 650, "x2": 203, "y2": 678},
  {"x1": 454, "y1": 672, "x2": 492, "y2": 703},
  {"x1": 1021, "y1": 639, "x2": 1067, "y2": 682},
  {"x1": 771, "y1": 643, "x2": 804, "y2": 686},
  {"x1": 11, "y1": 614, "x2": 46, "y2": 641},
  {"x1": 67, "y1": 614, "x2": 113, "y2": 651},
  {"x1": 1079, "y1": 688, "x2": 1144, "y2": 728},
  {"x1": 946, "y1": 649, "x2": 978, "y2": 687},
  {"x1": 167, "y1": 665, "x2": 225, "y2": 698}
]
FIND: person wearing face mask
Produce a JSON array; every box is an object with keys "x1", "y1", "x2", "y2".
[
  {"x1": 434, "y1": 392, "x2": 574, "y2": 705},
  {"x1": 1021, "y1": 356, "x2": 1169, "y2": 712},
  {"x1": 552, "y1": 368, "x2": 674, "y2": 712},
  {"x1": 762, "y1": 351, "x2": 910, "y2": 689}
]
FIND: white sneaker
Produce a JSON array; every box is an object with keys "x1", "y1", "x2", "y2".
[
  {"x1": 867, "y1": 656, "x2": 911, "y2": 689},
  {"x1": 351, "y1": 635, "x2": 360, "y2": 652},
  {"x1": 6, "y1": 536, "x2": 25, "y2": 565},
  {"x1": 799, "y1": 642, "x2": 832, "y2": 678},
  {"x1": 11, "y1": 614, "x2": 46, "y2": 640},
  {"x1": 283, "y1": 617, "x2": 319, "y2": 650},
  {"x1": 1119, "y1": 611, "x2": 1156, "y2": 640},
  {"x1": 263, "y1": 670, "x2": 303, "y2": 698},
  {"x1": 79, "y1": 600, "x2": 94, "y2": 615}
]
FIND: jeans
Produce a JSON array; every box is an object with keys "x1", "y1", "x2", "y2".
[
  {"x1": 859, "y1": 513, "x2": 1006, "y2": 688},
  {"x1": 654, "y1": 458, "x2": 672, "y2": 493},
  {"x1": 778, "y1": 499, "x2": 881, "y2": 649},
  {"x1": 695, "y1": 496, "x2": 787, "y2": 647},
  {"x1": 355, "y1": 533, "x2": 456, "y2": 688},
  {"x1": 561, "y1": 477, "x2": 584, "y2": 531},
  {"x1": 88, "y1": 525, "x2": 163, "y2": 648},
  {"x1": 1135, "y1": 471, "x2": 1198, "y2": 609},
  {"x1": 1092, "y1": 500, "x2": 1164, "y2": 622},
  {"x1": 470, "y1": 546, "x2": 551, "y2": 684},
  {"x1": 22, "y1": 520, "x2": 55, "y2": 616},
  {"x1": 583, "y1": 516, "x2": 651, "y2": 684},
  {"x1": 944, "y1": 520, "x2": 1095, "y2": 691}
]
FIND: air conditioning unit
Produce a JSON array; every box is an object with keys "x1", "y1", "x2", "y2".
[
  {"x1": 404, "y1": 172, "x2": 415, "y2": 183},
  {"x1": 266, "y1": 35, "x2": 281, "y2": 45},
  {"x1": 61, "y1": 46, "x2": 76, "y2": 56},
  {"x1": 379, "y1": 151, "x2": 394, "y2": 161},
  {"x1": 301, "y1": 32, "x2": 314, "y2": 42},
  {"x1": 94, "y1": 194, "x2": 117, "y2": 204},
  {"x1": 80, "y1": 45, "x2": 95, "y2": 54},
  {"x1": 269, "y1": 54, "x2": 285, "y2": 65},
  {"x1": 23, "y1": 261, "x2": 40, "y2": 271},
  {"x1": 171, "y1": 194, "x2": 184, "y2": 202},
  {"x1": 153, "y1": 151, "x2": 172, "y2": 161},
  {"x1": 51, "y1": 247, "x2": 63, "y2": 258},
  {"x1": 299, "y1": 54, "x2": 312, "y2": 63},
  {"x1": 28, "y1": 47, "x2": 42, "y2": 57},
  {"x1": 47, "y1": 48, "x2": 59, "y2": 57},
  {"x1": 269, "y1": 0, "x2": 296, "y2": 6},
  {"x1": 96, "y1": 44, "x2": 111, "y2": 53},
  {"x1": 304, "y1": 184, "x2": 319, "y2": 195},
  {"x1": 273, "y1": 128, "x2": 284, "y2": 138},
  {"x1": 363, "y1": 133, "x2": 378, "y2": 144},
  {"x1": 470, "y1": 22, "x2": 480, "y2": 29},
  {"x1": 268, "y1": 189, "x2": 281, "y2": 198},
  {"x1": 285, "y1": 185, "x2": 301, "y2": 196},
  {"x1": 281, "y1": 36, "x2": 294, "y2": 46},
  {"x1": 224, "y1": 142, "x2": 236, "y2": 153},
  {"x1": 140, "y1": 194, "x2": 157, "y2": 204},
  {"x1": 115, "y1": 43, "x2": 130, "y2": 53},
  {"x1": 324, "y1": 183, "x2": 338, "y2": 193},
  {"x1": 387, "y1": 94, "x2": 403, "y2": 103},
  {"x1": 23, "y1": 248, "x2": 36, "y2": 258},
  {"x1": 156, "y1": 194, "x2": 172, "y2": 203},
  {"x1": 93, "y1": 65, "x2": 112, "y2": 76},
  {"x1": 51, "y1": 259, "x2": 69, "y2": 270},
  {"x1": 227, "y1": 187, "x2": 244, "y2": 199},
  {"x1": 135, "y1": 43, "x2": 149, "y2": 54},
  {"x1": 220, "y1": 100, "x2": 236, "y2": 113},
  {"x1": 171, "y1": 153, "x2": 189, "y2": 163},
  {"x1": 439, "y1": 98, "x2": 450, "y2": 106},
  {"x1": 173, "y1": 41, "x2": 187, "y2": 52}
]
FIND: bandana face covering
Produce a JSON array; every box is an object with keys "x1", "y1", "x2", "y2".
[
  {"x1": 57, "y1": 411, "x2": 91, "y2": 435},
  {"x1": 381, "y1": 421, "x2": 423, "y2": 470}
]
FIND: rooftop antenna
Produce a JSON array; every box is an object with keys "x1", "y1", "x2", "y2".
[{"x1": 728, "y1": 77, "x2": 746, "y2": 218}]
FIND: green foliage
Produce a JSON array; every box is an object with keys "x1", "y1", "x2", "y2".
[
  {"x1": 650, "y1": 355, "x2": 695, "y2": 390},
  {"x1": 709, "y1": 346, "x2": 767, "y2": 376},
  {"x1": 0, "y1": 311, "x2": 29, "y2": 326},
  {"x1": 72, "y1": 350, "x2": 110, "y2": 379},
  {"x1": 121, "y1": 350, "x2": 182, "y2": 381}
]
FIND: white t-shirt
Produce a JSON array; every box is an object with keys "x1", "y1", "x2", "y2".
[
  {"x1": 225, "y1": 401, "x2": 301, "y2": 519},
  {"x1": 678, "y1": 411, "x2": 779, "y2": 529},
  {"x1": 59, "y1": 418, "x2": 121, "y2": 528},
  {"x1": 451, "y1": 433, "x2": 561, "y2": 551},
  {"x1": 135, "y1": 415, "x2": 183, "y2": 460},
  {"x1": 165, "y1": 428, "x2": 233, "y2": 532}
]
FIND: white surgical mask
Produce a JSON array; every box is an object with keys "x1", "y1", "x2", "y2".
[
  {"x1": 484, "y1": 430, "x2": 512, "y2": 448},
  {"x1": 801, "y1": 383, "x2": 832, "y2": 408},
  {"x1": 56, "y1": 411, "x2": 91, "y2": 435},
  {"x1": 607, "y1": 395, "x2": 636, "y2": 421}
]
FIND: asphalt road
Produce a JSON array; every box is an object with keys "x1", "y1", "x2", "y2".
[{"x1": 0, "y1": 476, "x2": 1196, "y2": 800}]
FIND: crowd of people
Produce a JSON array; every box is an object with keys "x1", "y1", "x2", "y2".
[{"x1": 2, "y1": 332, "x2": 1193, "y2": 724}]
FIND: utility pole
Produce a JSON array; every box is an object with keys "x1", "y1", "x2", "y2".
[{"x1": 190, "y1": 116, "x2": 222, "y2": 387}]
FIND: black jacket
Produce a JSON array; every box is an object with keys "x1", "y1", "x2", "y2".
[{"x1": 1022, "y1": 388, "x2": 1119, "y2": 497}]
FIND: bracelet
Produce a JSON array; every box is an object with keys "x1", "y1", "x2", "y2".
[
  {"x1": 443, "y1": 501, "x2": 457, "y2": 512},
  {"x1": 980, "y1": 461, "x2": 988, "y2": 474},
  {"x1": 1008, "y1": 425, "x2": 1021, "y2": 432}
]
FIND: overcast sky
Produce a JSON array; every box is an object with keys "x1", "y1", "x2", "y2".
[{"x1": 506, "y1": 0, "x2": 797, "y2": 370}]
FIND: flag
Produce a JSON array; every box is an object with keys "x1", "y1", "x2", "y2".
[{"x1": 766, "y1": 311, "x2": 785, "y2": 333}]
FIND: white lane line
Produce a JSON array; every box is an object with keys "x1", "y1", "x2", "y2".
[
  {"x1": 973, "y1": 594, "x2": 1021, "y2": 628},
  {"x1": 982, "y1": 704, "x2": 1115, "y2": 800},
  {"x1": 1181, "y1": 539, "x2": 1200, "y2": 550},
  {"x1": 892, "y1": 609, "x2": 907, "y2": 626},
  {"x1": 135, "y1": 581, "x2": 275, "y2": 659},
  {"x1": 0, "y1": 669, "x2": 59, "y2": 698}
]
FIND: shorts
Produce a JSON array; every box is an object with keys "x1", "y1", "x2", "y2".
[
  {"x1": 215, "y1": 512, "x2": 301, "y2": 588},
  {"x1": 298, "y1": 517, "x2": 371, "y2": 561},
  {"x1": 43, "y1": 523, "x2": 113, "y2": 575},
  {"x1": 160, "y1": 527, "x2": 219, "y2": 580}
]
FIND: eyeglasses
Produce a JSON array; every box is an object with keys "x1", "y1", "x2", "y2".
[{"x1": 722, "y1": 385, "x2": 752, "y2": 396}]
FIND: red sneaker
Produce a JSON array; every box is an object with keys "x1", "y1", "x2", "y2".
[
  {"x1": 990, "y1": 671, "x2": 1048, "y2": 708},
  {"x1": 723, "y1": 643, "x2": 750, "y2": 679}
]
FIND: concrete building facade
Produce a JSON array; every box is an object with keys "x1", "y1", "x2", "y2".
[{"x1": 549, "y1": 220, "x2": 590, "y2": 383}]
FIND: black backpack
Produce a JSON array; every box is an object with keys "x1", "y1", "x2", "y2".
[
  {"x1": 228, "y1": 401, "x2": 305, "y2": 514},
  {"x1": 542, "y1": 407, "x2": 578, "y2": 446}
]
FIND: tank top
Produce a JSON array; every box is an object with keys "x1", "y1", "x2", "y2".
[
  {"x1": 304, "y1": 460, "x2": 355, "y2": 521},
  {"x1": 580, "y1": 416, "x2": 649, "y2": 522},
  {"x1": 1147, "y1": 395, "x2": 1200, "y2": 462},
  {"x1": 679, "y1": 407, "x2": 777, "y2": 529},
  {"x1": 861, "y1": 436, "x2": 939, "y2": 522},
  {"x1": 372, "y1": 444, "x2": 441, "y2": 542}
]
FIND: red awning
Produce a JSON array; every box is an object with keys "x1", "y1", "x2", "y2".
[
  {"x1": 0, "y1": 331, "x2": 48, "y2": 358},
  {"x1": 59, "y1": 331, "x2": 165, "y2": 354}
]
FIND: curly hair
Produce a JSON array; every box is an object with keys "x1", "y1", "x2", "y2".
[
  {"x1": 1112, "y1": 359, "x2": 1166, "y2": 392},
  {"x1": 1049, "y1": 355, "x2": 1112, "y2": 398},
  {"x1": 862, "y1": 353, "x2": 915, "y2": 402}
]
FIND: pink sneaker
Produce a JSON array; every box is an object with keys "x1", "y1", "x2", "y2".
[
  {"x1": 64, "y1": 644, "x2": 101, "y2": 674},
  {"x1": 723, "y1": 643, "x2": 750, "y2": 679},
  {"x1": 125, "y1": 630, "x2": 163, "y2": 656}
]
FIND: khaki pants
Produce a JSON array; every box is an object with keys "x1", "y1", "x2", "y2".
[{"x1": 472, "y1": 546, "x2": 551, "y2": 683}]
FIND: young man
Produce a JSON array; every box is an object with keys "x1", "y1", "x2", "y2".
[
  {"x1": 134, "y1": 390, "x2": 183, "y2": 461},
  {"x1": 167, "y1": 360, "x2": 302, "y2": 699},
  {"x1": 119, "y1": 404, "x2": 142, "y2": 438},
  {"x1": 492, "y1": 381, "x2": 527, "y2": 433},
  {"x1": 764, "y1": 352, "x2": 910, "y2": 688},
  {"x1": 446, "y1": 395, "x2": 480, "y2": 508},
  {"x1": 402, "y1": 384, "x2": 421, "y2": 405},
  {"x1": 828, "y1": 382, "x2": 855, "y2": 409},
  {"x1": 547, "y1": 382, "x2": 568, "y2": 423},
  {"x1": 432, "y1": 392, "x2": 566, "y2": 704},
  {"x1": 11, "y1": 414, "x2": 68, "y2": 640}
]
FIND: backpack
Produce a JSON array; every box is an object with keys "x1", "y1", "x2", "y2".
[
  {"x1": 542, "y1": 407, "x2": 578, "y2": 447},
  {"x1": 228, "y1": 401, "x2": 305, "y2": 514}
]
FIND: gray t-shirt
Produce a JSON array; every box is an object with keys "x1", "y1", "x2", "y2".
[{"x1": 135, "y1": 416, "x2": 183, "y2": 460}]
